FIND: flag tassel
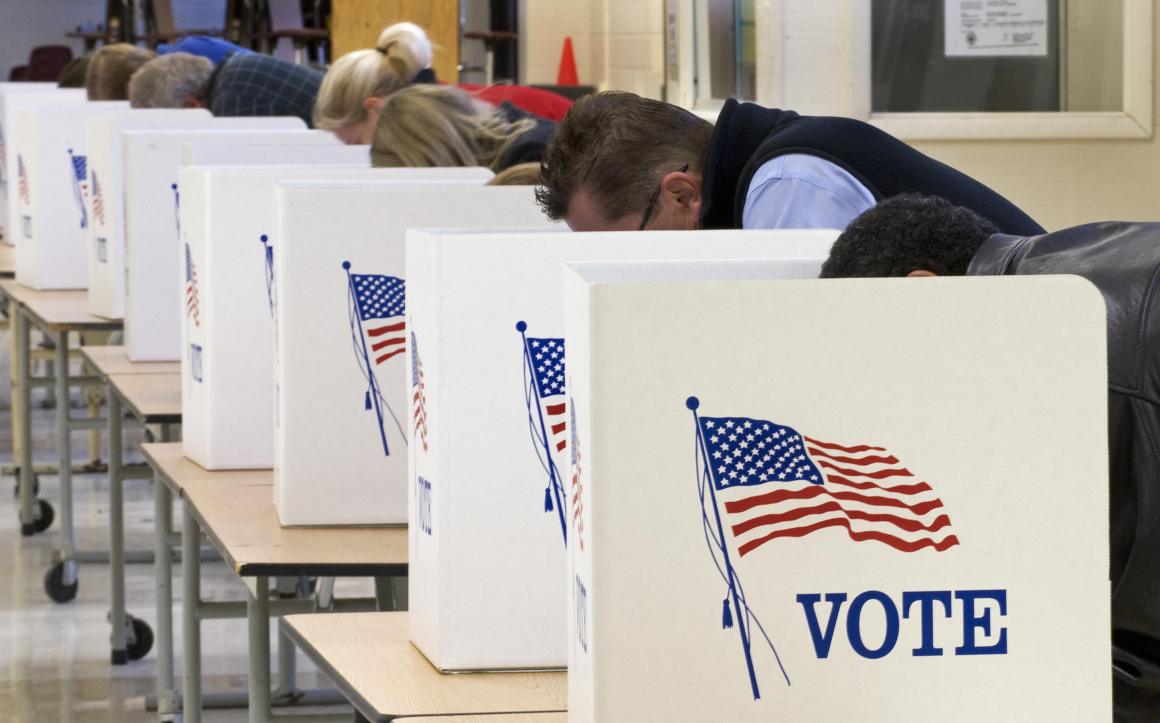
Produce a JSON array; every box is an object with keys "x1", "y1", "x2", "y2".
[
  {"x1": 544, "y1": 486, "x2": 554, "y2": 513},
  {"x1": 722, "y1": 597, "x2": 733, "y2": 629},
  {"x1": 364, "y1": 390, "x2": 372, "y2": 410}
]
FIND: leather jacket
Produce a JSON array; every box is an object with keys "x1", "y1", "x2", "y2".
[{"x1": 969, "y1": 222, "x2": 1160, "y2": 721}]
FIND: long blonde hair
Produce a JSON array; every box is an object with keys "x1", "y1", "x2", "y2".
[
  {"x1": 314, "y1": 22, "x2": 433, "y2": 130},
  {"x1": 370, "y1": 84, "x2": 536, "y2": 171}
]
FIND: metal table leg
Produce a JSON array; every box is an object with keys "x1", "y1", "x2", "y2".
[
  {"x1": 109, "y1": 388, "x2": 127, "y2": 662},
  {"x1": 44, "y1": 331, "x2": 80, "y2": 602},
  {"x1": 248, "y1": 576, "x2": 271, "y2": 723},
  {"x1": 16, "y1": 307, "x2": 36, "y2": 534},
  {"x1": 155, "y1": 480, "x2": 179, "y2": 721},
  {"x1": 183, "y1": 503, "x2": 202, "y2": 723}
]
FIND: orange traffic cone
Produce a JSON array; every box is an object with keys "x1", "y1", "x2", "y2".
[{"x1": 557, "y1": 36, "x2": 579, "y2": 86}]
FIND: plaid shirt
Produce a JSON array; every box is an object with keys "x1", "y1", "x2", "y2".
[{"x1": 207, "y1": 53, "x2": 323, "y2": 127}]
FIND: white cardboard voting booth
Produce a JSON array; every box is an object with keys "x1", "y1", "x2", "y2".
[
  {"x1": 85, "y1": 109, "x2": 224, "y2": 318},
  {"x1": 404, "y1": 229, "x2": 838, "y2": 672},
  {"x1": 121, "y1": 124, "x2": 327, "y2": 360},
  {"x1": 0, "y1": 84, "x2": 79, "y2": 243},
  {"x1": 12, "y1": 101, "x2": 130, "y2": 289},
  {"x1": 181, "y1": 142, "x2": 371, "y2": 167},
  {"x1": 563, "y1": 269, "x2": 1111, "y2": 722},
  {"x1": 274, "y1": 182, "x2": 549, "y2": 527},
  {"x1": 180, "y1": 167, "x2": 492, "y2": 471}
]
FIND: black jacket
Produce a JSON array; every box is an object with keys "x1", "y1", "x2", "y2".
[
  {"x1": 494, "y1": 102, "x2": 557, "y2": 172},
  {"x1": 969, "y1": 222, "x2": 1160, "y2": 721},
  {"x1": 700, "y1": 98, "x2": 1044, "y2": 236}
]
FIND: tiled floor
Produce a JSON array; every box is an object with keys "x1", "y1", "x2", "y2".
[{"x1": 0, "y1": 359, "x2": 365, "y2": 722}]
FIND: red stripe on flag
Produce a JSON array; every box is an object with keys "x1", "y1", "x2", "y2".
[
  {"x1": 375, "y1": 348, "x2": 405, "y2": 364},
  {"x1": 803, "y1": 437, "x2": 887, "y2": 454},
  {"x1": 823, "y1": 473, "x2": 933, "y2": 496},
  {"x1": 545, "y1": 403, "x2": 566, "y2": 415},
  {"x1": 368, "y1": 321, "x2": 406, "y2": 336},
  {"x1": 738, "y1": 518, "x2": 959, "y2": 556},
  {"x1": 806, "y1": 447, "x2": 900, "y2": 466},
  {"x1": 551, "y1": 422, "x2": 566, "y2": 435},
  {"x1": 815, "y1": 458, "x2": 913, "y2": 480},
  {"x1": 371, "y1": 336, "x2": 405, "y2": 352},
  {"x1": 556, "y1": 439, "x2": 567, "y2": 452},
  {"x1": 731, "y1": 501, "x2": 954, "y2": 536},
  {"x1": 724, "y1": 484, "x2": 945, "y2": 517}
]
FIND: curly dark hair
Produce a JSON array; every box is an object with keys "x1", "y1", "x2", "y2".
[
  {"x1": 820, "y1": 194, "x2": 999, "y2": 278},
  {"x1": 535, "y1": 91, "x2": 714, "y2": 222}
]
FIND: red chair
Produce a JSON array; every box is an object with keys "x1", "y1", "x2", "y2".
[
  {"x1": 8, "y1": 66, "x2": 30, "y2": 81},
  {"x1": 26, "y1": 45, "x2": 74, "y2": 82}
]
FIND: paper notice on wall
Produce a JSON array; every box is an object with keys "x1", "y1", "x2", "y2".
[{"x1": 945, "y1": 0, "x2": 1049, "y2": 57}]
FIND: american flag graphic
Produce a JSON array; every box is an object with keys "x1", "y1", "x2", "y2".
[
  {"x1": 185, "y1": 243, "x2": 200, "y2": 327},
  {"x1": 569, "y1": 406, "x2": 584, "y2": 551},
  {"x1": 527, "y1": 337, "x2": 567, "y2": 452},
  {"x1": 91, "y1": 169, "x2": 105, "y2": 226},
  {"x1": 411, "y1": 331, "x2": 429, "y2": 451},
  {"x1": 344, "y1": 261, "x2": 407, "y2": 457},
  {"x1": 518, "y1": 322, "x2": 568, "y2": 542},
  {"x1": 0, "y1": 121, "x2": 7, "y2": 184},
  {"x1": 17, "y1": 154, "x2": 30, "y2": 206},
  {"x1": 68, "y1": 149, "x2": 89, "y2": 229},
  {"x1": 698, "y1": 414, "x2": 959, "y2": 557}
]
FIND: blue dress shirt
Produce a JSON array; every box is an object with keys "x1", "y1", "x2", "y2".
[{"x1": 741, "y1": 153, "x2": 877, "y2": 231}]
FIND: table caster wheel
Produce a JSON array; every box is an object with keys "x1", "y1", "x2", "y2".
[
  {"x1": 127, "y1": 615, "x2": 154, "y2": 661},
  {"x1": 12, "y1": 473, "x2": 40, "y2": 498},
  {"x1": 33, "y1": 499, "x2": 54, "y2": 533},
  {"x1": 44, "y1": 561, "x2": 78, "y2": 603}
]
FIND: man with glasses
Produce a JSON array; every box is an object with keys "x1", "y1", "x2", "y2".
[{"x1": 536, "y1": 91, "x2": 1044, "y2": 236}]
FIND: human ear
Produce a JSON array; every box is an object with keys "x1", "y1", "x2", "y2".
[
  {"x1": 662, "y1": 171, "x2": 702, "y2": 229},
  {"x1": 907, "y1": 269, "x2": 938, "y2": 278},
  {"x1": 363, "y1": 96, "x2": 385, "y2": 113}
]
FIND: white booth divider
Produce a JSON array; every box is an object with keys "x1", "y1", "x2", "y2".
[
  {"x1": 403, "y1": 228, "x2": 838, "y2": 672},
  {"x1": 12, "y1": 101, "x2": 130, "y2": 289},
  {"x1": 86, "y1": 109, "x2": 223, "y2": 318},
  {"x1": 273, "y1": 182, "x2": 549, "y2": 528},
  {"x1": 121, "y1": 123, "x2": 327, "y2": 360},
  {"x1": 563, "y1": 267, "x2": 1111, "y2": 722},
  {"x1": 0, "y1": 84, "x2": 77, "y2": 243},
  {"x1": 181, "y1": 142, "x2": 371, "y2": 167},
  {"x1": 180, "y1": 166, "x2": 492, "y2": 471}
]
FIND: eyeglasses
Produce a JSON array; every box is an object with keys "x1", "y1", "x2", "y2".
[{"x1": 638, "y1": 163, "x2": 689, "y2": 231}]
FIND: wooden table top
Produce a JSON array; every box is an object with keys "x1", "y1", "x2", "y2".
[
  {"x1": 0, "y1": 245, "x2": 13, "y2": 278},
  {"x1": 0, "y1": 280, "x2": 121, "y2": 332},
  {"x1": 394, "y1": 715, "x2": 567, "y2": 722},
  {"x1": 142, "y1": 443, "x2": 407, "y2": 577},
  {"x1": 82, "y1": 346, "x2": 182, "y2": 379},
  {"x1": 108, "y1": 373, "x2": 182, "y2": 424},
  {"x1": 283, "y1": 612, "x2": 566, "y2": 722}
]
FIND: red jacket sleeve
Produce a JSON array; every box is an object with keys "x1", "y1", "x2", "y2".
[{"x1": 458, "y1": 83, "x2": 573, "y2": 122}]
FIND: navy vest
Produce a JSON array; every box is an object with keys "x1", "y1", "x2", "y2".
[{"x1": 699, "y1": 99, "x2": 1045, "y2": 236}]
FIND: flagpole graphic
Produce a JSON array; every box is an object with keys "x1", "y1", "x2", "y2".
[
  {"x1": 517, "y1": 321, "x2": 567, "y2": 543},
  {"x1": 344, "y1": 260, "x2": 407, "y2": 457},
  {"x1": 260, "y1": 234, "x2": 275, "y2": 317},
  {"x1": 688, "y1": 397, "x2": 789, "y2": 700}
]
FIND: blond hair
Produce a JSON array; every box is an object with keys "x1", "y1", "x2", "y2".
[
  {"x1": 86, "y1": 43, "x2": 156, "y2": 100},
  {"x1": 370, "y1": 84, "x2": 536, "y2": 171},
  {"x1": 314, "y1": 22, "x2": 433, "y2": 130},
  {"x1": 488, "y1": 162, "x2": 542, "y2": 186},
  {"x1": 128, "y1": 53, "x2": 214, "y2": 108}
]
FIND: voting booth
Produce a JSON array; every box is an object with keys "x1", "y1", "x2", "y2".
[
  {"x1": 121, "y1": 124, "x2": 329, "y2": 360},
  {"x1": 11, "y1": 100, "x2": 130, "y2": 289},
  {"x1": 85, "y1": 109, "x2": 226, "y2": 318},
  {"x1": 181, "y1": 142, "x2": 372, "y2": 167},
  {"x1": 0, "y1": 84, "x2": 82, "y2": 243},
  {"x1": 562, "y1": 268, "x2": 1112, "y2": 722},
  {"x1": 403, "y1": 229, "x2": 838, "y2": 672},
  {"x1": 180, "y1": 166, "x2": 493, "y2": 471},
  {"x1": 273, "y1": 182, "x2": 552, "y2": 527}
]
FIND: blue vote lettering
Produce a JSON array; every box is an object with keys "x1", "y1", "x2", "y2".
[{"x1": 797, "y1": 589, "x2": 1007, "y2": 660}]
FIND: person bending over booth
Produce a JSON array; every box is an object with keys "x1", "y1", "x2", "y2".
[
  {"x1": 86, "y1": 43, "x2": 155, "y2": 100},
  {"x1": 821, "y1": 193, "x2": 1160, "y2": 722},
  {"x1": 157, "y1": 35, "x2": 252, "y2": 65},
  {"x1": 315, "y1": 21, "x2": 572, "y2": 145},
  {"x1": 128, "y1": 51, "x2": 322, "y2": 127},
  {"x1": 370, "y1": 84, "x2": 555, "y2": 173},
  {"x1": 536, "y1": 91, "x2": 1043, "y2": 236}
]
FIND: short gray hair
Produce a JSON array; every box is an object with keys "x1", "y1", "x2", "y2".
[{"x1": 129, "y1": 53, "x2": 214, "y2": 108}]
